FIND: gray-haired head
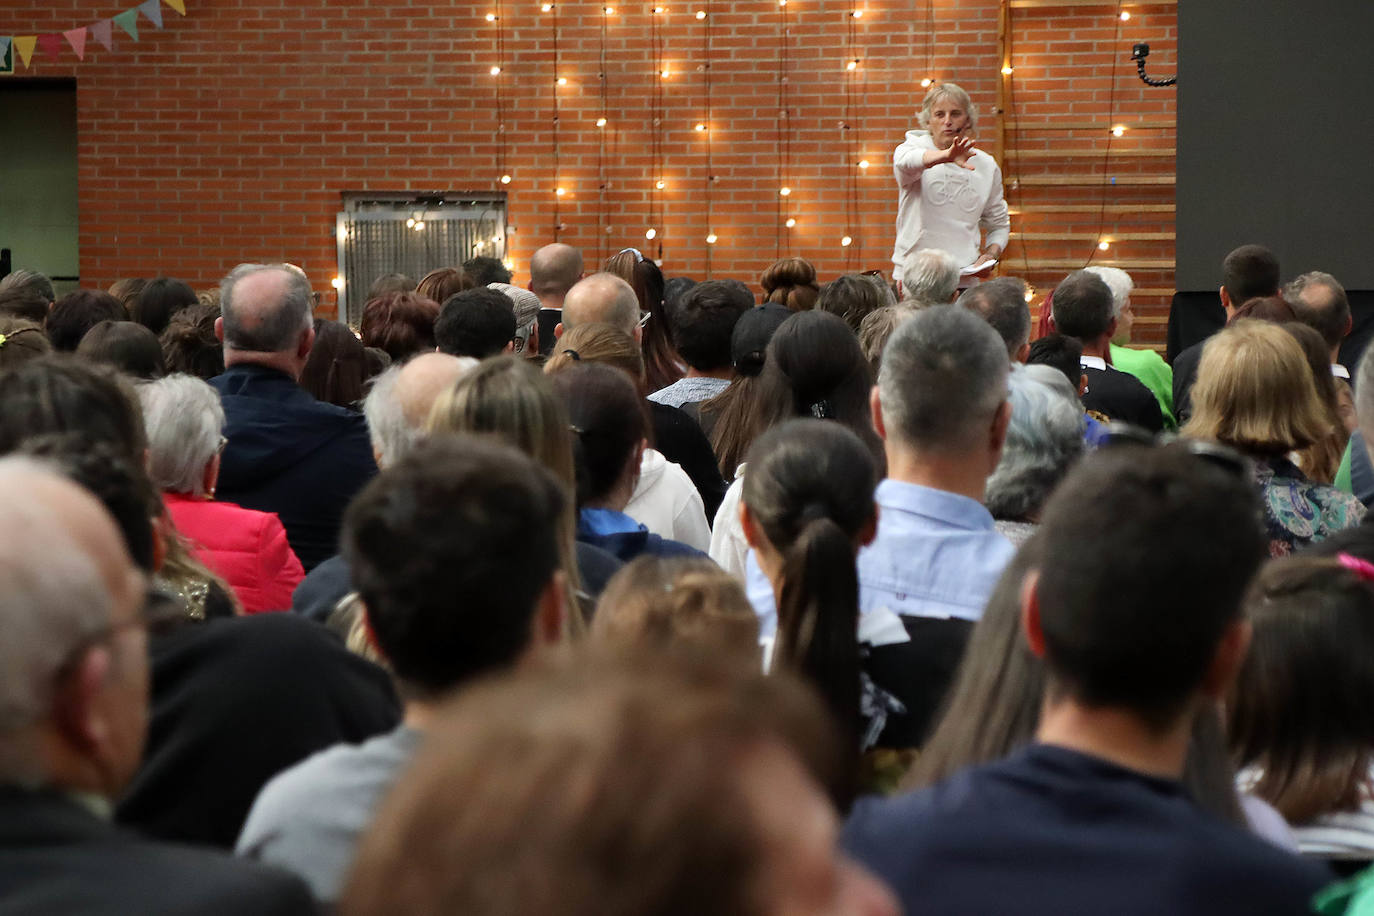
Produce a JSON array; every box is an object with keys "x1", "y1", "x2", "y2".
[
  {"x1": 219, "y1": 263, "x2": 314, "y2": 353},
  {"x1": 1355, "y1": 343, "x2": 1374, "y2": 444},
  {"x1": 0, "y1": 269, "x2": 56, "y2": 304},
  {"x1": 0, "y1": 457, "x2": 126, "y2": 785},
  {"x1": 363, "y1": 352, "x2": 478, "y2": 468},
  {"x1": 878, "y1": 305, "x2": 1010, "y2": 452},
  {"x1": 958, "y1": 277, "x2": 1030, "y2": 360},
  {"x1": 1285, "y1": 271, "x2": 1351, "y2": 352},
  {"x1": 1083, "y1": 266, "x2": 1133, "y2": 318},
  {"x1": 916, "y1": 81, "x2": 978, "y2": 135},
  {"x1": 562, "y1": 272, "x2": 640, "y2": 336},
  {"x1": 137, "y1": 374, "x2": 226, "y2": 497},
  {"x1": 985, "y1": 364, "x2": 1085, "y2": 521},
  {"x1": 902, "y1": 249, "x2": 960, "y2": 307}
]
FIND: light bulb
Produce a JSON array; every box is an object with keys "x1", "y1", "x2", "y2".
[
  {"x1": 785, "y1": 218, "x2": 796, "y2": 228},
  {"x1": 500, "y1": 174, "x2": 512, "y2": 184},
  {"x1": 604, "y1": 5, "x2": 615, "y2": 13},
  {"x1": 660, "y1": 69, "x2": 670, "y2": 78},
  {"x1": 841, "y1": 235, "x2": 853, "y2": 247},
  {"x1": 1001, "y1": 65, "x2": 1014, "y2": 75},
  {"x1": 1120, "y1": 10, "x2": 1130, "y2": 20},
  {"x1": 653, "y1": 5, "x2": 663, "y2": 11},
  {"x1": 492, "y1": 235, "x2": 501, "y2": 243},
  {"x1": 695, "y1": 9, "x2": 706, "y2": 19},
  {"x1": 1098, "y1": 240, "x2": 1111, "y2": 251},
  {"x1": 852, "y1": 9, "x2": 863, "y2": 17},
  {"x1": 655, "y1": 180, "x2": 666, "y2": 189},
  {"x1": 541, "y1": 3, "x2": 552, "y2": 9},
  {"x1": 503, "y1": 259, "x2": 515, "y2": 270},
  {"x1": 1024, "y1": 289, "x2": 1035, "y2": 303},
  {"x1": 557, "y1": 77, "x2": 567, "y2": 85},
  {"x1": 490, "y1": 65, "x2": 501, "y2": 75},
  {"x1": 858, "y1": 159, "x2": 870, "y2": 169},
  {"x1": 705, "y1": 232, "x2": 717, "y2": 244},
  {"x1": 485, "y1": 12, "x2": 496, "y2": 21},
  {"x1": 847, "y1": 59, "x2": 858, "y2": 71},
  {"x1": 406, "y1": 218, "x2": 415, "y2": 228},
  {"x1": 414, "y1": 220, "x2": 425, "y2": 230},
  {"x1": 331, "y1": 276, "x2": 344, "y2": 290},
  {"x1": 920, "y1": 77, "x2": 932, "y2": 88},
  {"x1": 779, "y1": 186, "x2": 791, "y2": 197},
  {"x1": 695, "y1": 123, "x2": 706, "y2": 131},
  {"x1": 779, "y1": 0, "x2": 786, "y2": 5},
  {"x1": 645, "y1": 228, "x2": 657, "y2": 240},
  {"x1": 596, "y1": 117, "x2": 607, "y2": 127},
  {"x1": 556, "y1": 187, "x2": 567, "y2": 196},
  {"x1": 1112, "y1": 125, "x2": 1125, "y2": 137}
]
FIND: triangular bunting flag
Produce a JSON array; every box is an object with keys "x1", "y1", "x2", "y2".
[
  {"x1": 36, "y1": 33, "x2": 62, "y2": 62},
  {"x1": 112, "y1": 8, "x2": 140, "y2": 41},
  {"x1": 162, "y1": 0, "x2": 187, "y2": 16},
  {"x1": 138, "y1": 0, "x2": 163, "y2": 29},
  {"x1": 64, "y1": 27, "x2": 87, "y2": 60},
  {"x1": 13, "y1": 35, "x2": 37, "y2": 68},
  {"x1": 91, "y1": 19, "x2": 113, "y2": 51},
  {"x1": 0, "y1": 37, "x2": 10, "y2": 61}
]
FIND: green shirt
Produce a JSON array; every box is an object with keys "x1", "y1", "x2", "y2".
[{"x1": 1110, "y1": 344, "x2": 1176, "y2": 430}]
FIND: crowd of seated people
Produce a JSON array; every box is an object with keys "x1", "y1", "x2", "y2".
[{"x1": 2, "y1": 239, "x2": 1374, "y2": 916}]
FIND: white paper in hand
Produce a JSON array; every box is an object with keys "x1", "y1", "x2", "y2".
[{"x1": 960, "y1": 258, "x2": 997, "y2": 276}]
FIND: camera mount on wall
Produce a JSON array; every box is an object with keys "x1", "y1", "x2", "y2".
[{"x1": 1132, "y1": 43, "x2": 1176, "y2": 87}]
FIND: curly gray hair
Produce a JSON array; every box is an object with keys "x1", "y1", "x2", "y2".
[{"x1": 985, "y1": 364, "x2": 1085, "y2": 521}]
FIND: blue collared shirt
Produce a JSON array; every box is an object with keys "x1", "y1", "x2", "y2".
[{"x1": 746, "y1": 479, "x2": 1015, "y2": 636}]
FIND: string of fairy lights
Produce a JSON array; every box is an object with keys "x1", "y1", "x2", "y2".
[
  {"x1": 840, "y1": 3, "x2": 866, "y2": 268},
  {"x1": 699, "y1": 2, "x2": 715, "y2": 275},
  {"x1": 647, "y1": 5, "x2": 667, "y2": 259},
  {"x1": 596, "y1": 4, "x2": 612, "y2": 262},
  {"x1": 775, "y1": 0, "x2": 793, "y2": 257}
]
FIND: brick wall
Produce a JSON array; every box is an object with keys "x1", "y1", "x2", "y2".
[{"x1": 4, "y1": 0, "x2": 1175, "y2": 340}]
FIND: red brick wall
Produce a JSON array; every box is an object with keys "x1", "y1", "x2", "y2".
[{"x1": 5, "y1": 0, "x2": 1175, "y2": 340}]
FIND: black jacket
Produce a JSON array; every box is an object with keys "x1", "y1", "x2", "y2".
[
  {"x1": 1082, "y1": 364, "x2": 1165, "y2": 432},
  {"x1": 210, "y1": 365, "x2": 378, "y2": 571},
  {"x1": 0, "y1": 788, "x2": 316, "y2": 914}
]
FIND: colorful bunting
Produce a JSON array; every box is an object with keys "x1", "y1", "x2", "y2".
[
  {"x1": 0, "y1": 37, "x2": 10, "y2": 61},
  {"x1": 36, "y1": 33, "x2": 62, "y2": 62},
  {"x1": 64, "y1": 27, "x2": 87, "y2": 60},
  {"x1": 13, "y1": 35, "x2": 37, "y2": 69},
  {"x1": 162, "y1": 0, "x2": 186, "y2": 14},
  {"x1": 112, "y1": 8, "x2": 140, "y2": 41},
  {"x1": 91, "y1": 19, "x2": 113, "y2": 51},
  {"x1": 138, "y1": 0, "x2": 163, "y2": 29}
]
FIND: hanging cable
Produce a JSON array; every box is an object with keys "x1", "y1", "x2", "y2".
[
  {"x1": 702, "y1": 2, "x2": 715, "y2": 277},
  {"x1": 491, "y1": 0, "x2": 509, "y2": 189},
  {"x1": 551, "y1": 2, "x2": 563, "y2": 241},
  {"x1": 776, "y1": 0, "x2": 792, "y2": 257},
  {"x1": 596, "y1": 5, "x2": 611, "y2": 262},
  {"x1": 1084, "y1": 0, "x2": 1127, "y2": 268},
  {"x1": 650, "y1": 6, "x2": 667, "y2": 260}
]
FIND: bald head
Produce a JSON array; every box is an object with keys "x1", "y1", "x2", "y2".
[
  {"x1": 219, "y1": 263, "x2": 315, "y2": 356},
  {"x1": 529, "y1": 244, "x2": 584, "y2": 304},
  {"x1": 562, "y1": 273, "x2": 641, "y2": 336},
  {"x1": 364, "y1": 353, "x2": 479, "y2": 467}
]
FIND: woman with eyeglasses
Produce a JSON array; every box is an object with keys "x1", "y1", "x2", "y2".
[
  {"x1": 1182, "y1": 319, "x2": 1364, "y2": 556},
  {"x1": 137, "y1": 373, "x2": 304, "y2": 613}
]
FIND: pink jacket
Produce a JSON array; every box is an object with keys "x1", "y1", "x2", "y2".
[{"x1": 164, "y1": 492, "x2": 305, "y2": 614}]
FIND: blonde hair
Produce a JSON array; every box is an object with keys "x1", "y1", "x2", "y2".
[
  {"x1": 426, "y1": 356, "x2": 587, "y2": 633},
  {"x1": 917, "y1": 81, "x2": 978, "y2": 135},
  {"x1": 1182, "y1": 319, "x2": 1331, "y2": 455},
  {"x1": 592, "y1": 556, "x2": 759, "y2": 662},
  {"x1": 544, "y1": 323, "x2": 646, "y2": 389}
]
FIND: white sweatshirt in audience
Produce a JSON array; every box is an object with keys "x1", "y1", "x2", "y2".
[{"x1": 626, "y1": 448, "x2": 711, "y2": 552}]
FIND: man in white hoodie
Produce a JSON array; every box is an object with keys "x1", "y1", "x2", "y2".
[{"x1": 891, "y1": 82, "x2": 1010, "y2": 286}]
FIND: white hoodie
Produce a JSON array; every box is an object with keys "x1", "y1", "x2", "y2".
[
  {"x1": 890, "y1": 129, "x2": 1010, "y2": 281},
  {"x1": 625, "y1": 448, "x2": 711, "y2": 551}
]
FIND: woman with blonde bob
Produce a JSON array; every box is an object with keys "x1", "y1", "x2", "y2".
[
  {"x1": 1182, "y1": 319, "x2": 1363, "y2": 555},
  {"x1": 426, "y1": 356, "x2": 610, "y2": 628}
]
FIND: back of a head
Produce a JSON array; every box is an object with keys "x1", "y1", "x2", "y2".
[
  {"x1": 341, "y1": 435, "x2": 564, "y2": 697},
  {"x1": 856, "y1": 305, "x2": 914, "y2": 380},
  {"x1": 985, "y1": 364, "x2": 1085, "y2": 523},
  {"x1": 958, "y1": 277, "x2": 1030, "y2": 360},
  {"x1": 363, "y1": 353, "x2": 477, "y2": 468},
  {"x1": 415, "y1": 268, "x2": 472, "y2": 307},
  {"x1": 1082, "y1": 266, "x2": 1133, "y2": 317},
  {"x1": 562, "y1": 272, "x2": 641, "y2": 335},
  {"x1": 488, "y1": 282, "x2": 542, "y2": 354},
  {"x1": 47, "y1": 290, "x2": 128, "y2": 352},
  {"x1": 299, "y1": 319, "x2": 369, "y2": 408},
  {"x1": 1229, "y1": 295, "x2": 1295, "y2": 325},
  {"x1": 341, "y1": 650, "x2": 844, "y2": 916},
  {"x1": 0, "y1": 285, "x2": 51, "y2": 324},
  {"x1": 671, "y1": 279, "x2": 753, "y2": 372},
  {"x1": 137, "y1": 373, "x2": 225, "y2": 498},
  {"x1": 544, "y1": 323, "x2": 645, "y2": 386},
  {"x1": 760, "y1": 257, "x2": 819, "y2": 311},
  {"x1": 878, "y1": 305, "x2": 1009, "y2": 453},
  {"x1": 1222, "y1": 244, "x2": 1281, "y2": 306},
  {"x1": 433, "y1": 288, "x2": 516, "y2": 359},
  {"x1": 368, "y1": 273, "x2": 416, "y2": 300},
  {"x1": 760, "y1": 311, "x2": 876, "y2": 447},
  {"x1": 0, "y1": 269, "x2": 55, "y2": 304},
  {"x1": 551, "y1": 363, "x2": 647, "y2": 508},
  {"x1": 1228, "y1": 556, "x2": 1374, "y2": 823},
  {"x1": 901, "y1": 249, "x2": 960, "y2": 306},
  {"x1": 1185, "y1": 319, "x2": 1329, "y2": 455},
  {"x1": 1026, "y1": 333, "x2": 1083, "y2": 389},
  {"x1": 75, "y1": 320, "x2": 166, "y2": 380},
  {"x1": 428, "y1": 355, "x2": 574, "y2": 489},
  {"x1": 461, "y1": 256, "x2": 513, "y2": 287},
  {"x1": 603, "y1": 249, "x2": 666, "y2": 315},
  {"x1": 1284, "y1": 271, "x2": 1350, "y2": 351},
  {"x1": 159, "y1": 302, "x2": 224, "y2": 380},
  {"x1": 1049, "y1": 271, "x2": 1114, "y2": 342},
  {"x1": 593, "y1": 556, "x2": 759, "y2": 661},
  {"x1": 0, "y1": 355, "x2": 147, "y2": 461},
  {"x1": 132, "y1": 277, "x2": 198, "y2": 337},
  {"x1": 818, "y1": 275, "x2": 890, "y2": 333},
  {"x1": 0, "y1": 316, "x2": 53, "y2": 371},
  {"x1": 220, "y1": 263, "x2": 314, "y2": 354},
  {"x1": 530, "y1": 244, "x2": 584, "y2": 299},
  {"x1": 1033, "y1": 444, "x2": 1265, "y2": 729},
  {"x1": 361, "y1": 290, "x2": 440, "y2": 362},
  {"x1": 107, "y1": 277, "x2": 149, "y2": 312},
  {"x1": 744, "y1": 419, "x2": 878, "y2": 744}
]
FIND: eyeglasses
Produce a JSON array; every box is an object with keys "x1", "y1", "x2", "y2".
[{"x1": 1099, "y1": 422, "x2": 1252, "y2": 480}]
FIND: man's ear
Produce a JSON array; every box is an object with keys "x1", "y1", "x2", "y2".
[
  {"x1": 1078, "y1": 374, "x2": 1089, "y2": 398},
  {"x1": 989, "y1": 398, "x2": 1013, "y2": 461},
  {"x1": 1219, "y1": 285, "x2": 1232, "y2": 312},
  {"x1": 503, "y1": 340, "x2": 516, "y2": 355},
  {"x1": 1047, "y1": 314, "x2": 1058, "y2": 334},
  {"x1": 1015, "y1": 342, "x2": 1031, "y2": 364},
  {"x1": 857, "y1": 504, "x2": 880, "y2": 549},
  {"x1": 1200, "y1": 618, "x2": 1251, "y2": 701},
  {"x1": 870, "y1": 386, "x2": 888, "y2": 441},
  {"x1": 214, "y1": 316, "x2": 225, "y2": 343},
  {"x1": 53, "y1": 646, "x2": 113, "y2": 755},
  {"x1": 740, "y1": 502, "x2": 765, "y2": 551},
  {"x1": 1105, "y1": 317, "x2": 1118, "y2": 342},
  {"x1": 1020, "y1": 570, "x2": 1046, "y2": 659},
  {"x1": 297, "y1": 325, "x2": 316, "y2": 360},
  {"x1": 532, "y1": 571, "x2": 567, "y2": 647},
  {"x1": 554, "y1": 322, "x2": 564, "y2": 340}
]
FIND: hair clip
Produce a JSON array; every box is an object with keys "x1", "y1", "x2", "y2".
[
  {"x1": 0, "y1": 333, "x2": 8, "y2": 349},
  {"x1": 809, "y1": 399, "x2": 833, "y2": 420},
  {"x1": 1337, "y1": 553, "x2": 1374, "y2": 583},
  {"x1": 565, "y1": 348, "x2": 581, "y2": 361}
]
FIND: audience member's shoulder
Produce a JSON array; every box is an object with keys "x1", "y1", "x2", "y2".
[{"x1": 132, "y1": 839, "x2": 319, "y2": 914}]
